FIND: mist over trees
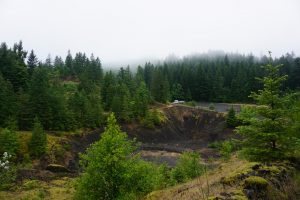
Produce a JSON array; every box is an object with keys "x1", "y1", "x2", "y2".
[{"x1": 0, "y1": 41, "x2": 300, "y2": 131}]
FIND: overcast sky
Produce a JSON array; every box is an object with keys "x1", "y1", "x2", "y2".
[{"x1": 1, "y1": 0, "x2": 300, "y2": 67}]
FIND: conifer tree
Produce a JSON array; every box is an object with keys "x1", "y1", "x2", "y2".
[
  {"x1": 134, "y1": 82, "x2": 149, "y2": 118},
  {"x1": 171, "y1": 83, "x2": 184, "y2": 101},
  {"x1": 226, "y1": 106, "x2": 237, "y2": 128},
  {"x1": 29, "y1": 67, "x2": 51, "y2": 129},
  {"x1": 151, "y1": 69, "x2": 170, "y2": 103},
  {"x1": 0, "y1": 74, "x2": 17, "y2": 126},
  {"x1": 27, "y1": 50, "x2": 38, "y2": 75},
  {"x1": 75, "y1": 113, "x2": 137, "y2": 199},
  {"x1": 65, "y1": 50, "x2": 74, "y2": 77},
  {"x1": 28, "y1": 117, "x2": 47, "y2": 158},
  {"x1": 236, "y1": 55, "x2": 293, "y2": 161}
]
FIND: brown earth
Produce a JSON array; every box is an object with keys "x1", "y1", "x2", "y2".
[{"x1": 66, "y1": 104, "x2": 234, "y2": 169}]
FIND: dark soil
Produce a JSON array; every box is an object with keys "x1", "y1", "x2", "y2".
[{"x1": 66, "y1": 105, "x2": 233, "y2": 169}]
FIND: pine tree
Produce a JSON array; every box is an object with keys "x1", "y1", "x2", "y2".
[
  {"x1": 0, "y1": 42, "x2": 29, "y2": 92},
  {"x1": 236, "y1": 56, "x2": 293, "y2": 161},
  {"x1": 102, "y1": 71, "x2": 117, "y2": 110},
  {"x1": 134, "y1": 81, "x2": 149, "y2": 118},
  {"x1": 226, "y1": 106, "x2": 237, "y2": 128},
  {"x1": 84, "y1": 86, "x2": 103, "y2": 128},
  {"x1": 75, "y1": 113, "x2": 162, "y2": 199},
  {"x1": 151, "y1": 69, "x2": 170, "y2": 103},
  {"x1": 28, "y1": 117, "x2": 47, "y2": 158},
  {"x1": 27, "y1": 50, "x2": 38, "y2": 75},
  {"x1": 45, "y1": 54, "x2": 52, "y2": 68},
  {"x1": 75, "y1": 113, "x2": 136, "y2": 199},
  {"x1": 65, "y1": 50, "x2": 74, "y2": 77},
  {"x1": 111, "y1": 83, "x2": 132, "y2": 121},
  {"x1": 17, "y1": 89, "x2": 32, "y2": 130},
  {"x1": 171, "y1": 83, "x2": 184, "y2": 101},
  {"x1": 29, "y1": 67, "x2": 51, "y2": 129},
  {"x1": 0, "y1": 74, "x2": 17, "y2": 126}
]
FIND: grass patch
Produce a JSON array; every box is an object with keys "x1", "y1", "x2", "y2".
[
  {"x1": 243, "y1": 176, "x2": 268, "y2": 188},
  {"x1": 0, "y1": 177, "x2": 75, "y2": 200}
]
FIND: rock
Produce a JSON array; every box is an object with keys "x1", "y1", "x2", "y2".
[
  {"x1": 251, "y1": 164, "x2": 261, "y2": 170},
  {"x1": 243, "y1": 176, "x2": 268, "y2": 199},
  {"x1": 46, "y1": 164, "x2": 70, "y2": 173}
]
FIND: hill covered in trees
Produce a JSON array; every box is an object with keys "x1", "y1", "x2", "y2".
[{"x1": 1, "y1": 41, "x2": 300, "y2": 131}]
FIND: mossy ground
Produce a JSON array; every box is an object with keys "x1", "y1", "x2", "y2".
[
  {"x1": 244, "y1": 176, "x2": 268, "y2": 188},
  {"x1": 0, "y1": 177, "x2": 75, "y2": 200},
  {"x1": 146, "y1": 155, "x2": 298, "y2": 200}
]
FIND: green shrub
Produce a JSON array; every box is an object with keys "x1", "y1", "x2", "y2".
[
  {"x1": 171, "y1": 152, "x2": 204, "y2": 183},
  {"x1": 208, "y1": 141, "x2": 222, "y2": 149},
  {"x1": 23, "y1": 180, "x2": 39, "y2": 190},
  {"x1": 0, "y1": 128, "x2": 19, "y2": 157},
  {"x1": 208, "y1": 139, "x2": 239, "y2": 160},
  {"x1": 0, "y1": 152, "x2": 17, "y2": 190},
  {"x1": 75, "y1": 113, "x2": 166, "y2": 200},
  {"x1": 142, "y1": 110, "x2": 165, "y2": 129},
  {"x1": 209, "y1": 103, "x2": 215, "y2": 110},
  {"x1": 220, "y1": 140, "x2": 235, "y2": 159}
]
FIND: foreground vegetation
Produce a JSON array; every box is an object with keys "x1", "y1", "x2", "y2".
[
  {"x1": 146, "y1": 156, "x2": 300, "y2": 200},
  {"x1": 75, "y1": 113, "x2": 204, "y2": 200}
]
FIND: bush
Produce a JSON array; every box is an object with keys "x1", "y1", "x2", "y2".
[
  {"x1": 142, "y1": 109, "x2": 165, "y2": 129},
  {"x1": 208, "y1": 139, "x2": 239, "y2": 160},
  {"x1": 0, "y1": 128, "x2": 19, "y2": 157},
  {"x1": 171, "y1": 152, "x2": 204, "y2": 183},
  {"x1": 75, "y1": 113, "x2": 166, "y2": 200},
  {"x1": 0, "y1": 152, "x2": 17, "y2": 190},
  {"x1": 219, "y1": 140, "x2": 235, "y2": 160},
  {"x1": 209, "y1": 103, "x2": 215, "y2": 110}
]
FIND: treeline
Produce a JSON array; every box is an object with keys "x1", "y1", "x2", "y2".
[
  {"x1": 143, "y1": 52, "x2": 300, "y2": 103},
  {"x1": 1, "y1": 41, "x2": 300, "y2": 131}
]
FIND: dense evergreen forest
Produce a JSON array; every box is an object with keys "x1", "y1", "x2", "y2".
[{"x1": 0, "y1": 41, "x2": 300, "y2": 131}]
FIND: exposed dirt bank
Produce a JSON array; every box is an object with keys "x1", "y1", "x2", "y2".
[{"x1": 66, "y1": 105, "x2": 233, "y2": 169}]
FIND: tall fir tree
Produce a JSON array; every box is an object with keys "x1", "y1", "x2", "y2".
[
  {"x1": 236, "y1": 55, "x2": 294, "y2": 161},
  {"x1": 29, "y1": 67, "x2": 51, "y2": 129},
  {"x1": 27, "y1": 50, "x2": 38, "y2": 75},
  {"x1": 28, "y1": 117, "x2": 47, "y2": 158}
]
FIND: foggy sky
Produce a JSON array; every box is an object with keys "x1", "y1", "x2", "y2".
[{"x1": 1, "y1": 0, "x2": 300, "y2": 67}]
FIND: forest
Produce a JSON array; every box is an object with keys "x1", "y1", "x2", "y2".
[
  {"x1": 0, "y1": 41, "x2": 300, "y2": 200},
  {"x1": 1, "y1": 41, "x2": 300, "y2": 131}
]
